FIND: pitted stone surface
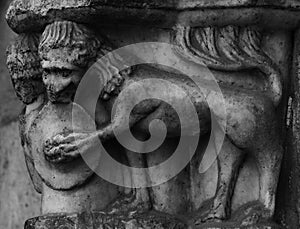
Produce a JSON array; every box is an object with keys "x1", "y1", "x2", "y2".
[
  {"x1": 4, "y1": 0, "x2": 297, "y2": 228},
  {"x1": 6, "y1": 0, "x2": 300, "y2": 33},
  {"x1": 24, "y1": 211, "x2": 188, "y2": 229}
]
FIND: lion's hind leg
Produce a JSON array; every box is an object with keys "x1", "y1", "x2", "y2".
[{"x1": 195, "y1": 137, "x2": 244, "y2": 224}]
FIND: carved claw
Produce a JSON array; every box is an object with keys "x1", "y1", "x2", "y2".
[
  {"x1": 240, "y1": 213, "x2": 260, "y2": 227},
  {"x1": 238, "y1": 203, "x2": 273, "y2": 227},
  {"x1": 196, "y1": 212, "x2": 224, "y2": 224},
  {"x1": 104, "y1": 190, "x2": 151, "y2": 217},
  {"x1": 195, "y1": 203, "x2": 227, "y2": 225},
  {"x1": 101, "y1": 72, "x2": 125, "y2": 100}
]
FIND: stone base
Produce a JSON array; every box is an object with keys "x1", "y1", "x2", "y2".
[
  {"x1": 191, "y1": 201, "x2": 283, "y2": 229},
  {"x1": 24, "y1": 211, "x2": 188, "y2": 229},
  {"x1": 24, "y1": 210, "x2": 283, "y2": 229},
  {"x1": 195, "y1": 223, "x2": 282, "y2": 229}
]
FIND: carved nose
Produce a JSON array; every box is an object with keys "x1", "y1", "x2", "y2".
[
  {"x1": 45, "y1": 74, "x2": 71, "y2": 93},
  {"x1": 48, "y1": 83, "x2": 66, "y2": 95},
  {"x1": 48, "y1": 81, "x2": 76, "y2": 103}
]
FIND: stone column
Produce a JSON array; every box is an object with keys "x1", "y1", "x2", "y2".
[{"x1": 276, "y1": 27, "x2": 300, "y2": 229}]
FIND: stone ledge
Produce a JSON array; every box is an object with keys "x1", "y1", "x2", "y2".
[{"x1": 6, "y1": 0, "x2": 300, "y2": 33}]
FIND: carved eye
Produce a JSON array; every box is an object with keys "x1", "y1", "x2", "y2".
[
  {"x1": 61, "y1": 70, "x2": 73, "y2": 78},
  {"x1": 43, "y1": 69, "x2": 51, "y2": 76},
  {"x1": 42, "y1": 71, "x2": 49, "y2": 81}
]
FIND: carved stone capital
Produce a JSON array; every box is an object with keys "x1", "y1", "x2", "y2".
[{"x1": 5, "y1": 1, "x2": 297, "y2": 229}]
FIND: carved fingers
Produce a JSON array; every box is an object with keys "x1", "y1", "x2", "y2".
[
  {"x1": 43, "y1": 132, "x2": 94, "y2": 163},
  {"x1": 44, "y1": 144, "x2": 79, "y2": 163},
  {"x1": 52, "y1": 132, "x2": 91, "y2": 145}
]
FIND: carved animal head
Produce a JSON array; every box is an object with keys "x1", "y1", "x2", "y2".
[
  {"x1": 39, "y1": 21, "x2": 102, "y2": 103},
  {"x1": 7, "y1": 34, "x2": 44, "y2": 105}
]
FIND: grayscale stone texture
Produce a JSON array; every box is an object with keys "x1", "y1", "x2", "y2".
[{"x1": 2, "y1": 0, "x2": 300, "y2": 229}]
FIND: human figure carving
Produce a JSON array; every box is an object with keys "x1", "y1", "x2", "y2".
[
  {"x1": 44, "y1": 25, "x2": 283, "y2": 226},
  {"x1": 7, "y1": 33, "x2": 46, "y2": 194},
  {"x1": 38, "y1": 20, "x2": 152, "y2": 216},
  {"x1": 7, "y1": 22, "x2": 121, "y2": 215}
]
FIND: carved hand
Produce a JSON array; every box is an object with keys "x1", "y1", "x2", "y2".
[{"x1": 43, "y1": 132, "x2": 96, "y2": 163}]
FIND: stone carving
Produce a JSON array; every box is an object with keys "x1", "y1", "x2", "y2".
[
  {"x1": 7, "y1": 21, "x2": 121, "y2": 217},
  {"x1": 39, "y1": 21, "x2": 102, "y2": 103},
  {"x1": 7, "y1": 33, "x2": 45, "y2": 194},
  {"x1": 174, "y1": 26, "x2": 283, "y2": 225},
  {"x1": 40, "y1": 20, "x2": 154, "y2": 222},
  {"x1": 44, "y1": 25, "x2": 283, "y2": 227},
  {"x1": 6, "y1": 0, "x2": 300, "y2": 34},
  {"x1": 7, "y1": 33, "x2": 44, "y2": 105},
  {"x1": 173, "y1": 26, "x2": 282, "y2": 105},
  {"x1": 6, "y1": 1, "x2": 296, "y2": 229},
  {"x1": 24, "y1": 211, "x2": 187, "y2": 229},
  {"x1": 37, "y1": 20, "x2": 127, "y2": 193}
]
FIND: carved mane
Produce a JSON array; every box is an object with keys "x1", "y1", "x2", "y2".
[{"x1": 173, "y1": 25, "x2": 282, "y2": 106}]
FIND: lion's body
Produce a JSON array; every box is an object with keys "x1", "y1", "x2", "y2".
[{"x1": 100, "y1": 64, "x2": 282, "y2": 222}]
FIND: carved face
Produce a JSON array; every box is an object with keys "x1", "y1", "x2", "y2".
[
  {"x1": 42, "y1": 68, "x2": 84, "y2": 103},
  {"x1": 12, "y1": 77, "x2": 44, "y2": 105}
]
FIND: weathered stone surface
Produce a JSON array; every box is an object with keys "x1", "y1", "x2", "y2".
[
  {"x1": 24, "y1": 211, "x2": 188, "y2": 229},
  {"x1": 5, "y1": 20, "x2": 121, "y2": 216},
  {"x1": 4, "y1": 0, "x2": 299, "y2": 229},
  {"x1": 6, "y1": 0, "x2": 300, "y2": 33}
]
